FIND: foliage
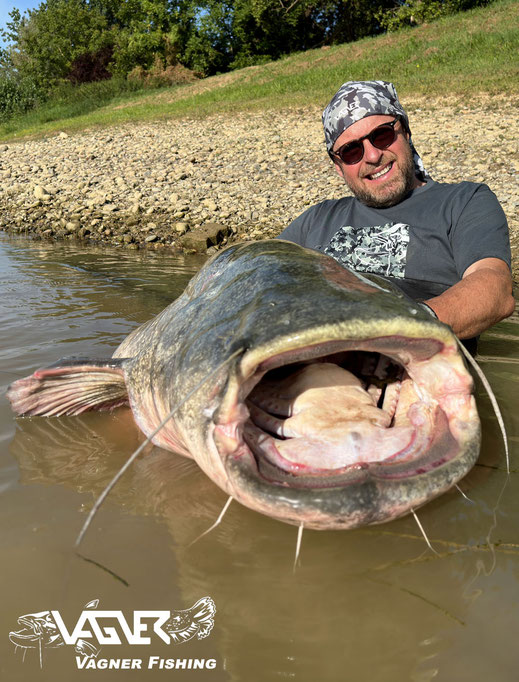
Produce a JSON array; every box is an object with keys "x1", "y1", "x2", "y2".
[
  {"x1": 0, "y1": 74, "x2": 46, "y2": 121},
  {"x1": 127, "y1": 54, "x2": 199, "y2": 86},
  {"x1": 182, "y1": 0, "x2": 396, "y2": 75},
  {"x1": 0, "y1": 0, "x2": 504, "y2": 124},
  {"x1": 2, "y1": 0, "x2": 516, "y2": 140},
  {"x1": 1, "y1": 0, "x2": 110, "y2": 88}
]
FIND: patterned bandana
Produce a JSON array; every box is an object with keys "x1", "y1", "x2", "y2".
[{"x1": 322, "y1": 80, "x2": 430, "y2": 181}]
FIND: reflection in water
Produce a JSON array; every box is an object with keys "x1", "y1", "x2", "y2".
[{"x1": 1, "y1": 234, "x2": 519, "y2": 682}]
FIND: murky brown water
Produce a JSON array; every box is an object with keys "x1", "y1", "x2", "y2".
[{"x1": 1, "y1": 233, "x2": 518, "y2": 682}]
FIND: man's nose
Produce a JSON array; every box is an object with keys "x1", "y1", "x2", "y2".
[{"x1": 362, "y1": 139, "x2": 384, "y2": 164}]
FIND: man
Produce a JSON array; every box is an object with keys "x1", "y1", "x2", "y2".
[{"x1": 278, "y1": 80, "x2": 514, "y2": 348}]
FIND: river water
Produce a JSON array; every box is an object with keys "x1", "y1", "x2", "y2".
[{"x1": 0, "y1": 233, "x2": 518, "y2": 682}]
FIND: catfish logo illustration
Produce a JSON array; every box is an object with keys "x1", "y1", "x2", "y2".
[
  {"x1": 9, "y1": 597, "x2": 216, "y2": 668},
  {"x1": 9, "y1": 599, "x2": 101, "y2": 668}
]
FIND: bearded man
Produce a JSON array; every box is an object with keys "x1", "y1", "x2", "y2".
[{"x1": 278, "y1": 81, "x2": 514, "y2": 350}]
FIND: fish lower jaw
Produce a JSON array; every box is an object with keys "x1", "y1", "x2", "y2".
[{"x1": 239, "y1": 398, "x2": 459, "y2": 486}]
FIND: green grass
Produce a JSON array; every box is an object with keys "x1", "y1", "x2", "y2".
[{"x1": 2, "y1": 0, "x2": 518, "y2": 140}]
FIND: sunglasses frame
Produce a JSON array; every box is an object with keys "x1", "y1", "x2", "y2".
[{"x1": 330, "y1": 117, "x2": 401, "y2": 166}]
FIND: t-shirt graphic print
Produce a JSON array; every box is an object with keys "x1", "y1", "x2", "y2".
[{"x1": 323, "y1": 222, "x2": 410, "y2": 278}]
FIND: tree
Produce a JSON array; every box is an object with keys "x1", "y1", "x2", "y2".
[
  {"x1": 1, "y1": 0, "x2": 110, "y2": 87},
  {"x1": 178, "y1": 0, "x2": 396, "y2": 75}
]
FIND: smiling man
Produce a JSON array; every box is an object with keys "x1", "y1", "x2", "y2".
[{"x1": 279, "y1": 80, "x2": 515, "y2": 350}]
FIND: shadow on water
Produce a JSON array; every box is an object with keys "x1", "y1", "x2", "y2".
[{"x1": 1, "y1": 234, "x2": 519, "y2": 682}]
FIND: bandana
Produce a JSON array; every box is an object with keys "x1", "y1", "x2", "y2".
[{"x1": 322, "y1": 80, "x2": 430, "y2": 181}]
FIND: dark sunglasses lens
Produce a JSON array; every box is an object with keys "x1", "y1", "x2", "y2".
[
  {"x1": 339, "y1": 142, "x2": 363, "y2": 164},
  {"x1": 371, "y1": 125, "x2": 397, "y2": 149}
]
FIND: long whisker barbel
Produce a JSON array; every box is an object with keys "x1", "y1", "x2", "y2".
[
  {"x1": 188, "y1": 496, "x2": 233, "y2": 547},
  {"x1": 457, "y1": 339, "x2": 509, "y2": 474},
  {"x1": 293, "y1": 522, "x2": 304, "y2": 573},
  {"x1": 411, "y1": 508, "x2": 438, "y2": 555},
  {"x1": 455, "y1": 483, "x2": 475, "y2": 504},
  {"x1": 75, "y1": 347, "x2": 245, "y2": 548}
]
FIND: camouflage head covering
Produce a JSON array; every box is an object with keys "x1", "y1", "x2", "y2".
[{"x1": 322, "y1": 80, "x2": 430, "y2": 181}]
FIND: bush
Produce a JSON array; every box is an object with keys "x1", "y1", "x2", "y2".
[
  {"x1": 0, "y1": 76, "x2": 45, "y2": 121},
  {"x1": 379, "y1": 0, "x2": 493, "y2": 31},
  {"x1": 49, "y1": 76, "x2": 144, "y2": 107},
  {"x1": 127, "y1": 55, "x2": 199, "y2": 87},
  {"x1": 229, "y1": 52, "x2": 272, "y2": 71}
]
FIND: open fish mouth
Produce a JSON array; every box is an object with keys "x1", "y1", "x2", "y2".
[
  {"x1": 10, "y1": 624, "x2": 41, "y2": 646},
  {"x1": 214, "y1": 328, "x2": 479, "y2": 529},
  {"x1": 9, "y1": 615, "x2": 59, "y2": 647}
]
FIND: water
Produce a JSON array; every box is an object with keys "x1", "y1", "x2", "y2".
[{"x1": 0, "y1": 233, "x2": 518, "y2": 681}]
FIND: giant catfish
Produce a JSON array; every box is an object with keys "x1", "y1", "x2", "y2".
[{"x1": 8, "y1": 240, "x2": 481, "y2": 530}]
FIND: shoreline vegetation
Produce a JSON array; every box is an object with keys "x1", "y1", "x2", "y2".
[
  {"x1": 0, "y1": 0, "x2": 517, "y2": 279},
  {"x1": 1, "y1": 0, "x2": 518, "y2": 141}
]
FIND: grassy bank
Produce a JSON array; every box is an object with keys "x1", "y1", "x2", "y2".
[{"x1": 1, "y1": 0, "x2": 518, "y2": 141}]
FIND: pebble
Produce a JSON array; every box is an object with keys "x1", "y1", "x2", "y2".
[{"x1": 0, "y1": 99, "x2": 517, "y2": 280}]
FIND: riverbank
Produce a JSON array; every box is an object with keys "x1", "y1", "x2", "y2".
[{"x1": 1, "y1": 98, "x2": 518, "y2": 279}]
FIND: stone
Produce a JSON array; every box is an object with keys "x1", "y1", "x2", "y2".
[
  {"x1": 179, "y1": 223, "x2": 231, "y2": 252},
  {"x1": 202, "y1": 199, "x2": 218, "y2": 212},
  {"x1": 34, "y1": 185, "x2": 50, "y2": 200},
  {"x1": 174, "y1": 222, "x2": 189, "y2": 235}
]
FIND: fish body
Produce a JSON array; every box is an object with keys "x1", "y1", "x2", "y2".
[{"x1": 8, "y1": 240, "x2": 480, "y2": 530}]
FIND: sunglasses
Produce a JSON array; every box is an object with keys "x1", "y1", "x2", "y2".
[{"x1": 330, "y1": 118, "x2": 400, "y2": 165}]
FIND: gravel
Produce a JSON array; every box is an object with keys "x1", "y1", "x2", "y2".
[{"x1": 0, "y1": 100, "x2": 517, "y2": 280}]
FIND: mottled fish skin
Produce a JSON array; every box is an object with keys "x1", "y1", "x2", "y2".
[{"x1": 109, "y1": 240, "x2": 479, "y2": 529}]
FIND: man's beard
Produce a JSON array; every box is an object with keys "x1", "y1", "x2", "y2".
[{"x1": 345, "y1": 147, "x2": 417, "y2": 208}]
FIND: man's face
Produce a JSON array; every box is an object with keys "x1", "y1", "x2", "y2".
[{"x1": 332, "y1": 115, "x2": 422, "y2": 208}]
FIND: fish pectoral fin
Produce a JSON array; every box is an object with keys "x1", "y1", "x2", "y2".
[{"x1": 7, "y1": 357, "x2": 130, "y2": 417}]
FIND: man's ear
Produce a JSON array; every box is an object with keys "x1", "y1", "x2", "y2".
[{"x1": 333, "y1": 161, "x2": 345, "y2": 181}]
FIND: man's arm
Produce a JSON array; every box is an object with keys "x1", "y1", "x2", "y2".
[{"x1": 424, "y1": 258, "x2": 515, "y2": 339}]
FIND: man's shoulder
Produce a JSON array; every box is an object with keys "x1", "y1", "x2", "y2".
[
  {"x1": 404, "y1": 179, "x2": 501, "y2": 218},
  {"x1": 423, "y1": 179, "x2": 495, "y2": 198}
]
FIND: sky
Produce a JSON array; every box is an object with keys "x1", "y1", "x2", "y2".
[{"x1": 0, "y1": 0, "x2": 41, "y2": 47}]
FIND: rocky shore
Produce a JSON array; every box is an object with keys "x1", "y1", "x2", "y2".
[{"x1": 1, "y1": 99, "x2": 518, "y2": 279}]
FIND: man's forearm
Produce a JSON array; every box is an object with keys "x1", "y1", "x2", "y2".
[{"x1": 424, "y1": 267, "x2": 515, "y2": 339}]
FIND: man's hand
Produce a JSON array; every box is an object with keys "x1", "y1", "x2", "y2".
[{"x1": 424, "y1": 258, "x2": 515, "y2": 339}]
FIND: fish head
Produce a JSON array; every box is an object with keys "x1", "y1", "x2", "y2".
[
  {"x1": 9, "y1": 610, "x2": 62, "y2": 649},
  {"x1": 175, "y1": 241, "x2": 480, "y2": 530}
]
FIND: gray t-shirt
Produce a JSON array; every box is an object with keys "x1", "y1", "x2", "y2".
[{"x1": 278, "y1": 180, "x2": 511, "y2": 301}]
